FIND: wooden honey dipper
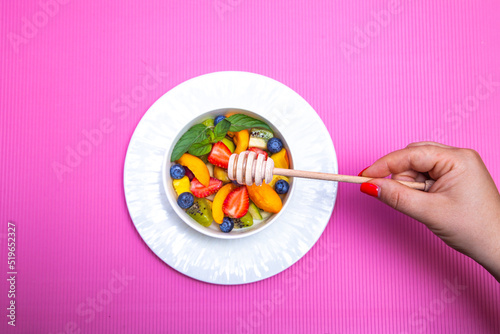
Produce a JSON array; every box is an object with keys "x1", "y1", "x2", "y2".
[{"x1": 228, "y1": 151, "x2": 435, "y2": 191}]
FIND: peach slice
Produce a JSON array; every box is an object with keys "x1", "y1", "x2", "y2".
[
  {"x1": 225, "y1": 111, "x2": 238, "y2": 117},
  {"x1": 177, "y1": 153, "x2": 210, "y2": 186},
  {"x1": 212, "y1": 183, "x2": 235, "y2": 224},
  {"x1": 214, "y1": 166, "x2": 230, "y2": 183},
  {"x1": 246, "y1": 183, "x2": 282, "y2": 214},
  {"x1": 233, "y1": 129, "x2": 249, "y2": 154},
  {"x1": 270, "y1": 148, "x2": 289, "y2": 169},
  {"x1": 269, "y1": 175, "x2": 289, "y2": 188}
]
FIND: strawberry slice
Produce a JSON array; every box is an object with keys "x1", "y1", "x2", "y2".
[
  {"x1": 223, "y1": 186, "x2": 249, "y2": 218},
  {"x1": 190, "y1": 177, "x2": 223, "y2": 198},
  {"x1": 208, "y1": 142, "x2": 232, "y2": 169},
  {"x1": 248, "y1": 147, "x2": 268, "y2": 159}
]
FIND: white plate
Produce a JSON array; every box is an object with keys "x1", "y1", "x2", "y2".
[{"x1": 124, "y1": 71, "x2": 338, "y2": 285}]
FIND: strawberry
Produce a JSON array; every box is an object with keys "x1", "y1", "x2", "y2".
[
  {"x1": 208, "y1": 142, "x2": 232, "y2": 169},
  {"x1": 223, "y1": 186, "x2": 249, "y2": 218},
  {"x1": 190, "y1": 177, "x2": 223, "y2": 198},
  {"x1": 248, "y1": 147, "x2": 268, "y2": 159}
]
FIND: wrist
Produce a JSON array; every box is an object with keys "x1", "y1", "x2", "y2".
[
  {"x1": 479, "y1": 218, "x2": 500, "y2": 282},
  {"x1": 488, "y1": 241, "x2": 500, "y2": 282}
]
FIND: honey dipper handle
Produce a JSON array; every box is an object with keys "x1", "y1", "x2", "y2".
[{"x1": 273, "y1": 168, "x2": 435, "y2": 192}]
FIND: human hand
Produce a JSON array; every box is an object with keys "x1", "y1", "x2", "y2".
[{"x1": 359, "y1": 142, "x2": 500, "y2": 281}]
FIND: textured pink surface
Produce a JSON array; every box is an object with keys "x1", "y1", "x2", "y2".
[{"x1": 1, "y1": 1, "x2": 500, "y2": 333}]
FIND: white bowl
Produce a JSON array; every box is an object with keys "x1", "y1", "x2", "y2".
[{"x1": 162, "y1": 108, "x2": 294, "y2": 239}]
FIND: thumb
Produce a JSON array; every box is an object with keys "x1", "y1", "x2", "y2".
[{"x1": 361, "y1": 178, "x2": 437, "y2": 223}]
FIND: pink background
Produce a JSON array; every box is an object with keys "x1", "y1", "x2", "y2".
[{"x1": 1, "y1": 1, "x2": 500, "y2": 333}]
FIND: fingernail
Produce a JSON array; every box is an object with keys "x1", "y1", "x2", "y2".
[
  {"x1": 358, "y1": 166, "x2": 370, "y2": 176},
  {"x1": 360, "y1": 183, "x2": 379, "y2": 198}
]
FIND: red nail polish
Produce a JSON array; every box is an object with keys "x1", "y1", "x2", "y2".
[
  {"x1": 358, "y1": 166, "x2": 370, "y2": 176},
  {"x1": 360, "y1": 183, "x2": 379, "y2": 198}
]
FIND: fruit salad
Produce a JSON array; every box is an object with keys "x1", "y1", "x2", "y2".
[{"x1": 169, "y1": 113, "x2": 291, "y2": 233}]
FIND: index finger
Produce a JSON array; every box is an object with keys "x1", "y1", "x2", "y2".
[
  {"x1": 361, "y1": 145, "x2": 458, "y2": 179},
  {"x1": 406, "y1": 141, "x2": 454, "y2": 149}
]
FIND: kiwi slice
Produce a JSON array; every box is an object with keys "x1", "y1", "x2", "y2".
[
  {"x1": 233, "y1": 212, "x2": 254, "y2": 228},
  {"x1": 222, "y1": 138, "x2": 235, "y2": 153},
  {"x1": 260, "y1": 211, "x2": 272, "y2": 220},
  {"x1": 186, "y1": 198, "x2": 213, "y2": 227},
  {"x1": 248, "y1": 202, "x2": 263, "y2": 220},
  {"x1": 249, "y1": 128, "x2": 274, "y2": 150},
  {"x1": 202, "y1": 118, "x2": 214, "y2": 127}
]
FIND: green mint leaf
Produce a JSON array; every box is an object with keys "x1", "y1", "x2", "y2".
[
  {"x1": 171, "y1": 124, "x2": 209, "y2": 161},
  {"x1": 188, "y1": 142, "x2": 212, "y2": 156},
  {"x1": 212, "y1": 119, "x2": 231, "y2": 142},
  {"x1": 198, "y1": 137, "x2": 211, "y2": 145},
  {"x1": 226, "y1": 114, "x2": 272, "y2": 132},
  {"x1": 207, "y1": 129, "x2": 215, "y2": 143},
  {"x1": 212, "y1": 134, "x2": 226, "y2": 143}
]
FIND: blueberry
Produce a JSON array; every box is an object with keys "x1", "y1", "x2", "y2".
[
  {"x1": 177, "y1": 192, "x2": 194, "y2": 209},
  {"x1": 267, "y1": 138, "x2": 283, "y2": 154},
  {"x1": 214, "y1": 115, "x2": 226, "y2": 126},
  {"x1": 220, "y1": 217, "x2": 234, "y2": 233},
  {"x1": 170, "y1": 164, "x2": 185, "y2": 179},
  {"x1": 232, "y1": 180, "x2": 243, "y2": 186},
  {"x1": 274, "y1": 180, "x2": 289, "y2": 194}
]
